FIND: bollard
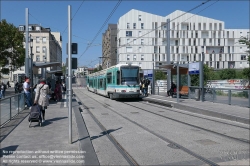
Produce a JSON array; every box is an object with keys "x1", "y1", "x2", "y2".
[
  {"x1": 10, "y1": 98, "x2": 12, "y2": 120},
  {"x1": 228, "y1": 90, "x2": 231, "y2": 105},
  {"x1": 158, "y1": 86, "x2": 159, "y2": 95}
]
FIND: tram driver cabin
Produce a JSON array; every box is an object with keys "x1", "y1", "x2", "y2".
[{"x1": 87, "y1": 64, "x2": 141, "y2": 100}]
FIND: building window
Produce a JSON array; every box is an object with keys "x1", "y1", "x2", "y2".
[
  {"x1": 43, "y1": 55, "x2": 46, "y2": 62},
  {"x1": 138, "y1": 31, "x2": 141, "y2": 37},
  {"x1": 42, "y1": 37, "x2": 46, "y2": 43},
  {"x1": 28, "y1": 26, "x2": 32, "y2": 31},
  {"x1": 36, "y1": 37, "x2": 40, "y2": 43},
  {"x1": 139, "y1": 47, "x2": 142, "y2": 52},
  {"x1": 36, "y1": 55, "x2": 40, "y2": 61},
  {"x1": 141, "y1": 23, "x2": 144, "y2": 29},
  {"x1": 36, "y1": 26, "x2": 41, "y2": 31},
  {"x1": 127, "y1": 38, "x2": 130, "y2": 44},
  {"x1": 133, "y1": 39, "x2": 136, "y2": 44},
  {"x1": 133, "y1": 23, "x2": 136, "y2": 29},
  {"x1": 127, "y1": 23, "x2": 130, "y2": 29},
  {"x1": 141, "y1": 55, "x2": 144, "y2": 60},
  {"x1": 141, "y1": 39, "x2": 144, "y2": 45},
  {"x1": 240, "y1": 47, "x2": 242, "y2": 52},
  {"x1": 36, "y1": 46, "x2": 40, "y2": 53},
  {"x1": 42, "y1": 46, "x2": 46, "y2": 53},
  {"x1": 126, "y1": 47, "x2": 132, "y2": 53},
  {"x1": 19, "y1": 26, "x2": 24, "y2": 31},
  {"x1": 241, "y1": 55, "x2": 246, "y2": 60},
  {"x1": 138, "y1": 15, "x2": 141, "y2": 21},
  {"x1": 133, "y1": 55, "x2": 136, "y2": 61},
  {"x1": 115, "y1": 37, "x2": 117, "y2": 41},
  {"x1": 126, "y1": 31, "x2": 132, "y2": 37},
  {"x1": 139, "y1": 62, "x2": 142, "y2": 67},
  {"x1": 127, "y1": 55, "x2": 130, "y2": 61}
]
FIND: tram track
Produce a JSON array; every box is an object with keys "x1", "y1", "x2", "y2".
[
  {"x1": 76, "y1": 92, "x2": 139, "y2": 166},
  {"x1": 76, "y1": 90, "x2": 220, "y2": 166},
  {"x1": 140, "y1": 100, "x2": 249, "y2": 130},
  {"x1": 122, "y1": 101, "x2": 249, "y2": 144}
]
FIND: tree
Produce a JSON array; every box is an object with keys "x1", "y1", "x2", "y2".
[
  {"x1": 191, "y1": 64, "x2": 211, "y2": 86},
  {"x1": 155, "y1": 70, "x2": 166, "y2": 80},
  {"x1": 0, "y1": 19, "x2": 25, "y2": 77},
  {"x1": 219, "y1": 69, "x2": 236, "y2": 79},
  {"x1": 62, "y1": 65, "x2": 66, "y2": 75},
  {"x1": 238, "y1": 36, "x2": 250, "y2": 86}
]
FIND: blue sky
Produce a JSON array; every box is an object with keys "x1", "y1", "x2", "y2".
[{"x1": 1, "y1": 1, "x2": 249, "y2": 68}]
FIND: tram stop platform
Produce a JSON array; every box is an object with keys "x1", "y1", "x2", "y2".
[
  {"x1": 0, "y1": 95, "x2": 99, "y2": 166},
  {"x1": 141, "y1": 94, "x2": 250, "y2": 124}
]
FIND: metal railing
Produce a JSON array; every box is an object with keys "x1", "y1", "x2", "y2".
[
  {"x1": 189, "y1": 86, "x2": 250, "y2": 108},
  {"x1": 0, "y1": 93, "x2": 25, "y2": 126},
  {"x1": 152, "y1": 85, "x2": 250, "y2": 108}
]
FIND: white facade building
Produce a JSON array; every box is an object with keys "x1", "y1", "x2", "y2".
[{"x1": 117, "y1": 9, "x2": 249, "y2": 70}]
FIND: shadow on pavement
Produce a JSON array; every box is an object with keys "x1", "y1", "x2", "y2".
[
  {"x1": 90, "y1": 127, "x2": 122, "y2": 141},
  {"x1": 0, "y1": 145, "x2": 19, "y2": 157}
]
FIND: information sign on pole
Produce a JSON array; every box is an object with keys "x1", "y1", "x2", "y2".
[{"x1": 188, "y1": 62, "x2": 200, "y2": 75}]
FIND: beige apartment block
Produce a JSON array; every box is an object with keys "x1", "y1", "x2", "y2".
[
  {"x1": 10, "y1": 24, "x2": 62, "y2": 83},
  {"x1": 102, "y1": 24, "x2": 117, "y2": 69}
]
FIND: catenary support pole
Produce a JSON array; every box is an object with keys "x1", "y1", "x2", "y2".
[
  {"x1": 199, "y1": 53, "x2": 204, "y2": 102},
  {"x1": 25, "y1": 8, "x2": 29, "y2": 77},
  {"x1": 68, "y1": 5, "x2": 72, "y2": 144},
  {"x1": 166, "y1": 19, "x2": 171, "y2": 92}
]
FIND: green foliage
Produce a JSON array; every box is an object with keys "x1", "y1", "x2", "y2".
[
  {"x1": 191, "y1": 64, "x2": 211, "y2": 86},
  {"x1": 0, "y1": 19, "x2": 25, "y2": 77},
  {"x1": 62, "y1": 66, "x2": 66, "y2": 75},
  {"x1": 235, "y1": 70, "x2": 244, "y2": 79},
  {"x1": 242, "y1": 68, "x2": 250, "y2": 80},
  {"x1": 238, "y1": 36, "x2": 250, "y2": 83},
  {"x1": 219, "y1": 68, "x2": 236, "y2": 79},
  {"x1": 155, "y1": 70, "x2": 166, "y2": 80}
]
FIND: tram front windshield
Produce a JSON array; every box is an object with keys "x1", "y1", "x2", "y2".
[{"x1": 121, "y1": 67, "x2": 139, "y2": 85}]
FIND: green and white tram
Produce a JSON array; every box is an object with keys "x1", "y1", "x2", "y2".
[{"x1": 87, "y1": 63, "x2": 141, "y2": 99}]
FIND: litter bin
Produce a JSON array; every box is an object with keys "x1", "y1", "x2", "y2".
[{"x1": 195, "y1": 89, "x2": 200, "y2": 101}]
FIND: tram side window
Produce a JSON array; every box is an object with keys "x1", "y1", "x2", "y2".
[
  {"x1": 107, "y1": 73, "x2": 112, "y2": 84},
  {"x1": 103, "y1": 79, "x2": 106, "y2": 90},
  {"x1": 117, "y1": 71, "x2": 120, "y2": 85},
  {"x1": 89, "y1": 80, "x2": 92, "y2": 87},
  {"x1": 99, "y1": 79, "x2": 103, "y2": 88}
]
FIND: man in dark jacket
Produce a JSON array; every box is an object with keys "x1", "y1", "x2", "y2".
[{"x1": 143, "y1": 78, "x2": 151, "y2": 97}]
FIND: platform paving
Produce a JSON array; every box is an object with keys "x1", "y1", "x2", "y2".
[
  {"x1": 142, "y1": 94, "x2": 250, "y2": 124},
  {"x1": 0, "y1": 95, "x2": 99, "y2": 166}
]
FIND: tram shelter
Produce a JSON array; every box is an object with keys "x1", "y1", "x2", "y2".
[{"x1": 159, "y1": 64, "x2": 189, "y2": 102}]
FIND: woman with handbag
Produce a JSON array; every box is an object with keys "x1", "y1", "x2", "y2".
[{"x1": 34, "y1": 78, "x2": 49, "y2": 123}]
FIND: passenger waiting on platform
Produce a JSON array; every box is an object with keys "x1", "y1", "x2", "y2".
[
  {"x1": 54, "y1": 81, "x2": 62, "y2": 101},
  {"x1": 167, "y1": 82, "x2": 176, "y2": 97},
  {"x1": 143, "y1": 78, "x2": 150, "y2": 97},
  {"x1": 23, "y1": 78, "x2": 32, "y2": 109},
  {"x1": 34, "y1": 78, "x2": 49, "y2": 123}
]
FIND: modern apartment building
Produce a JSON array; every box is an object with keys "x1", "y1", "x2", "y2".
[
  {"x1": 10, "y1": 24, "x2": 62, "y2": 83},
  {"x1": 102, "y1": 24, "x2": 117, "y2": 69},
  {"x1": 117, "y1": 9, "x2": 249, "y2": 70}
]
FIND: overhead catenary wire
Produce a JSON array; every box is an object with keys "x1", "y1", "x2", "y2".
[
  {"x1": 78, "y1": 0, "x2": 122, "y2": 60},
  {"x1": 62, "y1": 0, "x2": 86, "y2": 35}
]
